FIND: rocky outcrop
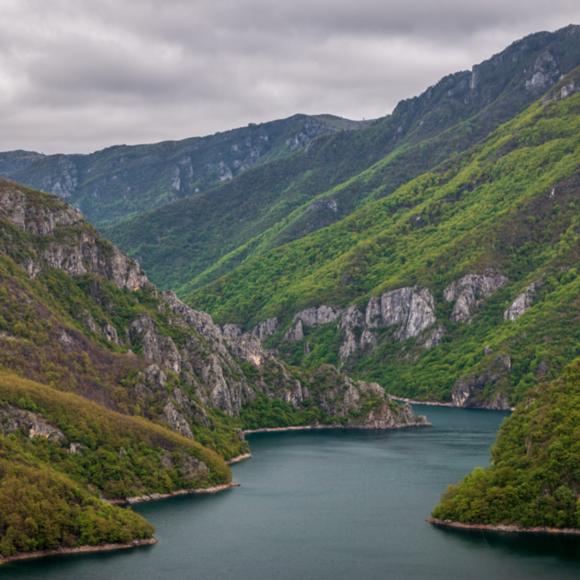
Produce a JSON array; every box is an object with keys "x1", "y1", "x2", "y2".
[
  {"x1": 504, "y1": 281, "x2": 540, "y2": 321},
  {"x1": 300, "y1": 366, "x2": 429, "y2": 428},
  {"x1": 0, "y1": 180, "x2": 148, "y2": 291},
  {"x1": 0, "y1": 405, "x2": 66, "y2": 442},
  {"x1": 365, "y1": 287, "x2": 436, "y2": 339},
  {"x1": 252, "y1": 318, "x2": 279, "y2": 341},
  {"x1": 0, "y1": 183, "x2": 83, "y2": 235},
  {"x1": 444, "y1": 273, "x2": 508, "y2": 323},
  {"x1": 542, "y1": 75, "x2": 580, "y2": 104},
  {"x1": 130, "y1": 316, "x2": 182, "y2": 373},
  {"x1": 0, "y1": 180, "x2": 428, "y2": 440},
  {"x1": 524, "y1": 50, "x2": 561, "y2": 92},
  {"x1": 451, "y1": 355, "x2": 512, "y2": 409},
  {"x1": 295, "y1": 305, "x2": 342, "y2": 327},
  {"x1": 282, "y1": 286, "x2": 437, "y2": 361}
]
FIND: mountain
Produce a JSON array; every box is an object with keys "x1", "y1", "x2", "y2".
[
  {"x1": 0, "y1": 178, "x2": 425, "y2": 560},
  {"x1": 431, "y1": 358, "x2": 579, "y2": 532},
  {"x1": 188, "y1": 66, "x2": 580, "y2": 410},
  {"x1": 0, "y1": 114, "x2": 365, "y2": 227},
  {"x1": 101, "y1": 25, "x2": 580, "y2": 291}
]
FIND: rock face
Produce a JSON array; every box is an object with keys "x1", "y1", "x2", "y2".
[
  {"x1": 299, "y1": 366, "x2": 429, "y2": 429},
  {"x1": 504, "y1": 282, "x2": 540, "y2": 321},
  {"x1": 0, "y1": 181, "x2": 148, "y2": 291},
  {"x1": 252, "y1": 318, "x2": 279, "y2": 341},
  {"x1": 451, "y1": 355, "x2": 512, "y2": 409},
  {"x1": 0, "y1": 179, "x2": 428, "y2": 439},
  {"x1": 365, "y1": 287, "x2": 437, "y2": 340},
  {"x1": 444, "y1": 273, "x2": 508, "y2": 323},
  {"x1": 283, "y1": 286, "x2": 437, "y2": 362},
  {"x1": 0, "y1": 405, "x2": 65, "y2": 442}
]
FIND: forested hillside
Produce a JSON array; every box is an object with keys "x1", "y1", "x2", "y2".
[
  {"x1": 0, "y1": 114, "x2": 363, "y2": 227},
  {"x1": 188, "y1": 70, "x2": 580, "y2": 409},
  {"x1": 431, "y1": 358, "x2": 580, "y2": 531},
  {"x1": 0, "y1": 178, "x2": 424, "y2": 559},
  {"x1": 105, "y1": 25, "x2": 580, "y2": 290}
]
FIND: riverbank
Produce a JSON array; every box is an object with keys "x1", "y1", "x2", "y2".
[
  {"x1": 110, "y1": 482, "x2": 240, "y2": 505},
  {"x1": 227, "y1": 452, "x2": 252, "y2": 464},
  {"x1": 0, "y1": 538, "x2": 157, "y2": 566},
  {"x1": 427, "y1": 517, "x2": 580, "y2": 536},
  {"x1": 243, "y1": 421, "x2": 430, "y2": 435},
  {"x1": 390, "y1": 396, "x2": 515, "y2": 412}
]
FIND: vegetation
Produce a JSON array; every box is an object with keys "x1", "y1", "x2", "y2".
[
  {"x1": 102, "y1": 26, "x2": 580, "y2": 291},
  {"x1": 189, "y1": 85, "x2": 580, "y2": 407},
  {"x1": 0, "y1": 457, "x2": 153, "y2": 558},
  {"x1": 0, "y1": 372, "x2": 231, "y2": 499},
  {"x1": 432, "y1": 359, "x2": 580, "y2": 529},
  {"x1": 0, "y1": 28, "x2": 578, "y2": 551},
  {"x1": 240, "y1": 395, "x2": 326, "y2": 430},
  {"x1": 0, "y1": 370, "x2": 232, "y2": 559},
  {"x1": 0, "y1": 180, "x2": 244, "y2": 557},
  {"x1": 0, "y1": 114, "x2": 362, "y2": 227}
]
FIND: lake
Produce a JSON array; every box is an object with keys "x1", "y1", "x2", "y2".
[{"x1": 2, "y1": 405, "x2": 578, "y2": 579}]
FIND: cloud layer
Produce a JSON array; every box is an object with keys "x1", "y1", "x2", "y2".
[{"x1": 1, "y1": 0, "x2": 578, "y2": 153}]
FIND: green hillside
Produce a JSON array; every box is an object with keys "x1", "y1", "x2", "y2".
[
  {"x1": 0, "y1": 114, "x2": 364, "y2": 227},
  {"x1": 0, "y1": 177, "x2": 428, "y2": 559},
  {"x1": 432, "y1": 358, "x2": 580, "y2": 530},
  {"x1": 106, "y1": 25, "x2": 580, "y2": 290},
  {"x1": 0, "y1": 368, "x2": 232, "y2": 558},
  {"x1": 189, "y1": 72, "x2": 580, "y2": 407}
]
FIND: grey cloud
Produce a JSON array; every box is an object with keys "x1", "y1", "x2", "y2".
[{"x1": 0, "y1": 0, "x2": 578, "y2": 153}]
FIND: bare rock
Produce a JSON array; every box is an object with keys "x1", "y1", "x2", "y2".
[
  {"x1": 366, "y1": 286, "x2": 437, "y2": 339},
  {"x1": 504, "y1": 281, "x2": 540, "y2": 321},
  {"x1": 0, "y1": 405, "x2": 66, "y2": 442},
  {"x1": 252, "y1": 318, "x2": 279, "y2": 340},
  {"x1": 451, "y1": 355, "x2": 512, "y2": 409},
  {"x1": 445, "y1": 273, "x2": 508, "y2": 323}
]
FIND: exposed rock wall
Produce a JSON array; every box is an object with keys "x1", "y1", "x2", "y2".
[
  {"x1": 0, "y1": 180, "x2": 148, "y2": 291},
  {"x1": 504, "y1": 281, "x2": 540, "y2": 321},
  {"x1": 283, "y1": 286, "x2": 438, "y2": 362},
  {"x1": 0, "y1": 405, "x2": 66, "y2": 442},
  {"x1": 451, "y1": 355, "x2": 512, "y2": 410},
  {"x1": 444, "y1": 273, "x2": 508, "y2": 323}
]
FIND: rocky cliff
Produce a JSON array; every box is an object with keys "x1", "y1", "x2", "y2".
[
  {"x1": 0, "y1": 178, "x2": 425, "y2": 448},
  {"x1": 271, "y1": 275, "x2": 509, "y2": 367}
]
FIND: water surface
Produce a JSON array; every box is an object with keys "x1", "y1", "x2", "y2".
[{"x1": 3, "y1": 406, "x2": 578, "y2": 579}]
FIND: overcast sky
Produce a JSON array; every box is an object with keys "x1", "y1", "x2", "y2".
[{"x1": 1, "y1": 0, "x2": 578, "y2": 154}]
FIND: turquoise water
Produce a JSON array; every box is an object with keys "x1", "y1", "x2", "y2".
[{"x1": 2, "y1": 406, "x2": 578, "y2": 579}]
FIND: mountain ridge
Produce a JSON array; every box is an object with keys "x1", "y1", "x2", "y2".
[
  {"x1": 188, "y1": 67, "x2": 580, "y2": 410},
  {"x1": 0, "y1": 114, "x2": 367, "y2": 227},
  {"x1": 105, "y1": 24, "x2": 580, "y2": 291}
]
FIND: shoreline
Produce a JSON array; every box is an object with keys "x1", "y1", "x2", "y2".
[
  {"x1": 0, "y1": 538, "x2": 157, "y2": 566},
  {"x1": 242, "y1": 421, "x2": 430, "y2": 435},
  {"x1": 390, "y1": 395, "x2": 515, "y2": 412},
  {"x1": 227, "y1": 452, "x2": 252, "y2": 464},
  {"x1": 427, "y1": 517, "x2": 580, "y2": 536},
  {"x1": 110, "y1": 482, "x2": 240, "y2": 505}
]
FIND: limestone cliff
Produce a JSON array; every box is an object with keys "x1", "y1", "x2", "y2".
[{"x1": 0, "y1": 179, "x2": 425, "y2": 449}]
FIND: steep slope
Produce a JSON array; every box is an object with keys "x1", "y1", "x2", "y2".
[
  {"x1": 431, "y1": 359, "x2": 579, "y2": 532},
  {"x1": 0, "y1": 178, "x2": 425, "y2": 447},
  {"x1": 0, "y1": 370, "x2": 232, "y2": 560},
  {"x1": 189, "y1": 69, "x2": 580, "y2": 409},
  {"x1": 0, "y1": 177, "x2": 427, "y2": 560},
  {"x1": 0, "y1": 114, "x2": 363, "y2": 227},
  {"x1": 107, "y1": 25, "x2": 580, "y2": 290}
]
